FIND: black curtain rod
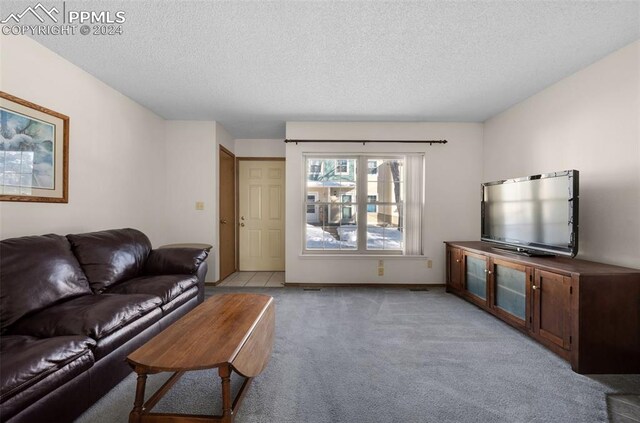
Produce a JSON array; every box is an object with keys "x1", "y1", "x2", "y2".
[{"x1": 284, "y1": 139, "x2": 447, "y2": 145}]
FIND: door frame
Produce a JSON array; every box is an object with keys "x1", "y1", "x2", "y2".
[
  {"x1": 236, "y1": 157, "x2": 286, "y2": 272},
  {"x1": 219, "y1": 145, "x2": 237, "y2": 281}
]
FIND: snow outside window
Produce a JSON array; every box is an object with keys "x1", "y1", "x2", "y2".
[{"x1": 304, "y1": 155, "x2": 423, "y2": 255}]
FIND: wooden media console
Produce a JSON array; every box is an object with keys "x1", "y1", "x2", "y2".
[{"x1": 445, "y1": 241, "x2": 640, "y2": 374}]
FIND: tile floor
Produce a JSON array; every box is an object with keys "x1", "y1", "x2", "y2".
[{"x1": 216, "y1": 271, "x2": 285, "y2": 287}]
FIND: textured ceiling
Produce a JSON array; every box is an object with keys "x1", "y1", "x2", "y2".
[{"x1": 7, "y1": 0, "x2": 640, "y2": 138}]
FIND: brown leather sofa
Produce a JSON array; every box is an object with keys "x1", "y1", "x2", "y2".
[{"x1": 0, "y1": 228, "x2": 209, "y2": 422}]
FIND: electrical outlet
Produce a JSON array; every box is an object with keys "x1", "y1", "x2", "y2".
[
  {"x1": 195, "y1": 201, "x2": 204, "y2": 210},
  {"x1": 427, "y1": 259, "x2": 432, "y2": 269},
  {"x1": 378, "y1": 267, "x2": 384, "y2": 276}
]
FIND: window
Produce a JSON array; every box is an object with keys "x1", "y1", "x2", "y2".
[
  {"x1": 367, "y1": 160, "x2": 378, "y2": 175},
  {"x1": 366, "y1": 158, "x2": 403, "y2": 251},
  {"x1": 367, "y1": 195, "x2": 377, "y2": 212},
  {"x1": 308, "y1": 160, "x2": 322, "y2": 176},
  {"x1": 306, "y1": 194, "x2": 317, "y2": 214},
  {"x1": 304, "y1": 155, "x2": 423, "y2": 255},
  {"x1": 335, "y1": 159, "x2": 348, "y2": 174},
  {"x1": 342, "y1": 195, "x2": 353, "y2": 220}
]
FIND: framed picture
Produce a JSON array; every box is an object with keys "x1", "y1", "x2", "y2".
[{"x1": 0, "y1": 92, "x2": 69, "y2": 203}]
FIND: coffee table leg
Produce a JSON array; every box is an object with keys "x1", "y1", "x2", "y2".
[
  {"x1": 219, "y1": 365, "x2": 233, "y2": 422},
  {"x1": 129, "y1": 372, "x2": 147, "y2": 423}
]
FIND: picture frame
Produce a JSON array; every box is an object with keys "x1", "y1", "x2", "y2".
[{"x1": 0, "y1": 92, "x2": 69, "y2": 203}]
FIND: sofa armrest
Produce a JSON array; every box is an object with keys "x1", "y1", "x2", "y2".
[
  {"x1": 144, "y1": 248, "x2": 209, "y2": 276},
  {"x1": 195, "y1": 261, "x2": 208, "y2": 303}
]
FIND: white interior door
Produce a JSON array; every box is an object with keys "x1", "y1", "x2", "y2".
[{"x1": 238, "y1": 160, "x2": 285, "y2": 271}]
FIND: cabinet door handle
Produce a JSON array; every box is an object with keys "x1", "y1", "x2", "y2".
[
  {"x1": 532, "y1": 285, "x2": 538, "y2": 290},
  {"x1": 484, "y1": 269, "x2": 488, "y2": 273},
  {"x1": 456, "y1": 259, "x2": 460, "y2": 263},
  {"x1": 487, "y1": 270, "x2": 492, "y2": 275}
]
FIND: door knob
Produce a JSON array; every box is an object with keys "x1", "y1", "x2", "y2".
[
  {"x1": 487, "y1": 270, "x2": 492, "y2": 275},
  {"x1": 532, "y1": 285, "x2": 538, "y2": 290},
  {"x1": 456, "y1": 259, "x2": 460, "y2": 263},
  {"x1": 220, "y1": 219, "x2": 227, "y2": 224}
]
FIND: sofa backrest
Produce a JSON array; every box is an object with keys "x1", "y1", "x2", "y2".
[
  {"x1": 66, "y1": 228, "x2": 152, "y2": 293},
  {"x1": 0, "y1": 234, "x2": 92, "y2": 333}
]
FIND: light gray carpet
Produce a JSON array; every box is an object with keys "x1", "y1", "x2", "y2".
[{"x1": 76, "y1": 287, "x2": 640, "y2": 423}]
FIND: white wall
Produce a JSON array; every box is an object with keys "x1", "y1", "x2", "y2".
[
  {"x1": 163, "y1": 122, "x2": 237, "y2": 282},
  {"x1": 164, "y1": 121, "x2": 218, "y2": 279},
  {"x1": 0, "y1": 35, "x2": 166, "y2": 244},
  {"x1": 234, "y1": 139, "x2": 285, "y2": 157},
  {"x1": 216, "y1": 123, "x2": 235, "y2": 154},
  {"x1": 7, "y1": 33, "x2": 635, "y2": 281},
  {"x1": 285, "y1": 122, "x2": 483, "y2": 284},
  {"x1": 483, "y1": 41, "x2": 640, "y2": 268},
  {"x1": 0, "y1": 36, "x2": 239, "y2": 282}
]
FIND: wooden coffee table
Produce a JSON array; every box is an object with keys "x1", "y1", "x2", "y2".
[{"x1": 127, "y1": 293, "x2": 275, "y2": 423}]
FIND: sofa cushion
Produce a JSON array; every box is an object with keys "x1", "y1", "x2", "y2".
[
  {"x1": 106, "y1": 274, "x2": 198, "y2": 305},
  {"x1": 92, "y1": 307, "x2": 162, "y2": 360},
  {"x1": 0, "y1": 335, "x2": 95, "y2": 404},
  {"x1": 161, "y1": 286, "x2": 199, "y2": 315},
  {"x1": 0, "y1": 336, "x2": 95, "y2": 422},
  {"x1": 0, "y1": 234, "x2": 91, "y2": 333},
  {"x1": 144, "y1": 248, "x2": 210, "y2": 276},
  {"x1": 8, "y1": 294, "x2": 162, "y2": 341},
  {"x1": 67, "y1": 228, "x2": 152, "y2": 293}
]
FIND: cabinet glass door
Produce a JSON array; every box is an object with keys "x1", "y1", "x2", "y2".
[
  {"x1": 494, "y1": 263, "x2": 526, "y2": 320},
  {"x1": 465, "y1": 255, "x2": 486, "y2": 299}
]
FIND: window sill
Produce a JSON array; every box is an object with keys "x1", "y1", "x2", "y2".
[{"x1": 298, "y1": 254, "x2": 427, "y2": 260}]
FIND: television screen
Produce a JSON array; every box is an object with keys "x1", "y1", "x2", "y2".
[{"x1": 481, "y1": 170, "x2": 579, "y2": 257}]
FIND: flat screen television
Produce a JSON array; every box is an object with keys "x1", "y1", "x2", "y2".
[{"x1": 481, "y1": 170, "x2": 579, "y2": 257}]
